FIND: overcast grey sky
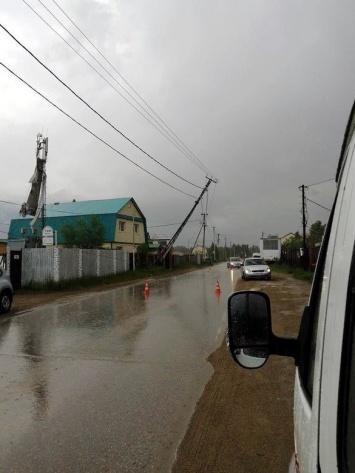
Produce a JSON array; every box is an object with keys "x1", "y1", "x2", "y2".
[{"x1": 1, "y1": 0, "x2": 353, "y2": 248}]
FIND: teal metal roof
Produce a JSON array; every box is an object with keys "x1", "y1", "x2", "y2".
[{"x1": 45, "y1": 198, "x2": 132, "y2": 217}]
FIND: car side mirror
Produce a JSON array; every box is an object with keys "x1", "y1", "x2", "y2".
[
  {"x1": 227, "y1": 291, "x2": 297, "y2": 369},
  {"x1": 227, "y1": 291, "x2": 271, "y2": 368}
]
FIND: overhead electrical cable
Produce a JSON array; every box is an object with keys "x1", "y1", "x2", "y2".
[
  {"x1": 23, "y1": 0, "x2": 215, "y2": 178},
  {"x1": 0, "y1": 62, "x2": 197, "y2": 199},
  {"x1": 0, "y1": 200, "x2": 21, "y2": 206},
  {"x1": 306, "y1": 178, "x2": 335, "y2": 187},
  {"x1": 306, "y1": 198, "x2": 331, "y2": 212},
  {"x1": 49, "y1": 0, "x2": 213, "y2": 177},
  {"x1": 21, "y1": 0, "x2": 199, "y2": 168},
  {"x1": 148, "y1": 219, "x2": 200, "y2": 228},
  {"x1": 0, "y1": 24, "x2": 202, "y2": 190}
]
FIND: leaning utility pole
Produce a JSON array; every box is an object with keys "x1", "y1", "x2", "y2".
[{"x1": 158, "y1": 177, "x2": 216, "y2": 263}]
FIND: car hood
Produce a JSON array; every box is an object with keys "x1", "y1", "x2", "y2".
[{"x1": 244, "y1": 264, "x2": 269, "y2": 270}]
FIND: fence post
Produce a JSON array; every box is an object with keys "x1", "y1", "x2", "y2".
[
  {"x1": 53, "y1": 247, "x2": 60, "y2": 282},
  {"x1": 96, "y1": 249, "x2": 100, "y2": 277},
  {"x1": 113, "y1": 250, "x2": 117, "y2": 275},
  {"x1": 78, "y1": 249, "x2": 82, "y2": 278}
]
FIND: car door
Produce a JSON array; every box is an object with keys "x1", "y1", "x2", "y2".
[{"x1": 293, "y1": 115, "x2": 355, "y2": 472}]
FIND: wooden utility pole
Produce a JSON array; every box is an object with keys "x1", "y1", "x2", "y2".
[{"x1": 300, "y1": 184, "x2": 309, "y2": 270}]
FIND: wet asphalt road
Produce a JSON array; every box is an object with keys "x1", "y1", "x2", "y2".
[{"x1": 0, "y1": 263, "x2": 237, "y2": 472}]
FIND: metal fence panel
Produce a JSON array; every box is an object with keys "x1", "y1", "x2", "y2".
[
  {"x1": 82, "y1": 249, "x2": 98, "y2": 277},
  {"x1": 22, "y1": 248, "x2": 55, "y2": 284},
  {"x1": 58, "y1": 248, "x2": 80, "y2": 281},
  {"x1": 99, "y1": 250, "x2": 113, "y2": 276}
]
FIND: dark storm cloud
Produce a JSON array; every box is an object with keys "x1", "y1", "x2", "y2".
[{"x1": 0, "y1": 0, "x2": 353, "y2": 246}]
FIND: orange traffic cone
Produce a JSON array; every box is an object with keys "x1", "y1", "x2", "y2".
[
  {"x1": 214, "y1": 280, "x2": 221, "y2": 294},
  {"x1": 144, "y1": 281, "x2": 150, "y2": 295}
]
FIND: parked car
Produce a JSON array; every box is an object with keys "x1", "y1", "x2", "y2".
[
  {"x1": 240, "y1": 257, "x2": 271, "y2": 280},
  {"x1": 227, "y1": 257, "x2": 242, "y2": 269},
  {"x1": 226, "y1": 99, "x2": 355, "y2": 472},
  {"x1": 0, "y1": 267, "x2": 13, "y2": 314}
]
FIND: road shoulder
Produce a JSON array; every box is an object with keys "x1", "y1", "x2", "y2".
[{"x1": 172, "y1": 272, "x2": 311, "y2": 473}]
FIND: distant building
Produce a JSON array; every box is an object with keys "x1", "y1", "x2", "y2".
[
  {"x1": 8, "y1": 198, "x2": 147, "y2": 252},
  {"x1": 191, "y1": 245, "x2": 208, "y2": 258},
  {"x1": 280, "y1": 233, "x2": 295, "y2": 245},
  {"x1": 0, "y1": 239, "x2": 7, "y2": 254}
]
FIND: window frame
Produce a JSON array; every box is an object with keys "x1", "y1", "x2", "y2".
[
  {"x1": 337, "y1": 241, "x2": 355, "y2": 471},
  {"x1": 298, "y1": 203, "x2": 335, "y2": 401}
]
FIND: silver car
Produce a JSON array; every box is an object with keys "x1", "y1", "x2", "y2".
[
  {"x1": 241, "y1": 258, "x2": 271, "y2": 280},
  {"x1": 0, "y1": 267, "x2": 13, "y2": 314},
  {"x1": 227, "y1": 257, "x2": 242, "y2": 269}
]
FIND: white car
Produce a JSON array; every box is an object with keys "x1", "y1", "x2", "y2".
[
  {"x1": 227, "y1": 257, "x2": 242, "y2": 269},
  {"x1": 241, "y1": 258, "x2": 271, "y2": 280}
]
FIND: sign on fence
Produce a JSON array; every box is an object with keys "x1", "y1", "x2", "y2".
[{"x1": 42, "y1": 226, "x2": 54, "y2": 246}]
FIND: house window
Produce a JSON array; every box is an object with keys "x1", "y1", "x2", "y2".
[
  {"x1": 134, "y1": 223, "x2": 139, "y2": 234},
  {"x1": 119, "y1": 221, "x2": 126, "y2": 232}
]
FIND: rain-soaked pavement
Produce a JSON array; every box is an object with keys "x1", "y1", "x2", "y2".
[{"x1": 0, "y1": 263, "x2": 238, "y2": 472}]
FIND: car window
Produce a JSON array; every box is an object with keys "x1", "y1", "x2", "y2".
[{"x1": 301, "y1": 204, "x2": 334, "y2": 398}]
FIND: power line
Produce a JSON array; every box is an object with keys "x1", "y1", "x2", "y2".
[
  {"x1": 1, "y1": 24, "x2": 202, "y2": 190},
  {"x1": 0, "y1": 61, "x2": 198, "y2": 199},
  {"x1": 48, "y1": 0, "x2": 212, "y2": 176},
  {"x1": 22, "y1": 0, "x2": 193, "y2": 164},
  {"x1": 306, "y1": 198, "x2": 331, "y2": 212},
  {"x1": 306, "y1": 178, "x2": 335, "y2": 187},
  {"x1": 0, "y1": 200, "x2": 20, "y2": 206},
  {"x1": 148, "y1": 219, "x2": 200, "y2": 228},
  {"x1": 22, "y1": 0, "x2": 215, "y2": 178}
]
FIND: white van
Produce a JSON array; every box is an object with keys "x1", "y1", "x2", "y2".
[{"x1": 227, "y1": 100, "x2": 355, "y2": 472}]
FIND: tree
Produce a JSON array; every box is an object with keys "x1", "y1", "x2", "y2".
[
  {"x1": 61, "y1": 216, "x2": 105, "y2": 248},
  {"x1": 308, "y1": 220, "x2": 326, "y2": 245}
]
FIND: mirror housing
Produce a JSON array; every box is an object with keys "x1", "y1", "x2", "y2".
[{"x1": 227, "y1": 291, "x2": 297, "y2": 369}]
